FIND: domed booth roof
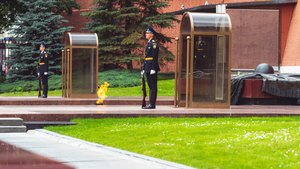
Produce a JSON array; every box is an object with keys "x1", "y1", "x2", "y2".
[
  {"x1": 175, "y1": 12, "x2": 232, "y2": 109},
  {"x1": 62, "y1": 33, "x2": 99, "y2": 98},
  {"x1": 181, "y1": 12, "x2": 231, "y2": 35},
  {"x1": 65, "y1": 33, "x2": 98, "y2": 47}
]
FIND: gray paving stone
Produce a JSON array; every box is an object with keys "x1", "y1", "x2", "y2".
[
  {"x1": 0, "y1": 126, "x2": 26, "y2": 133},
  {"x1": 0, "y1": 117, "x2": 23, "y2": 126},
  {"x1": 0, "y1": 130, "x2": 195, "y2": 169}
]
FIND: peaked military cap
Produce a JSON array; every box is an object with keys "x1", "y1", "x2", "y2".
[
  {"x1": 146, "y1": 26, "x2": 157, "y2": 36},
  {"x1": 40, "y1": 42, "x2": 46, "y2": 48}
]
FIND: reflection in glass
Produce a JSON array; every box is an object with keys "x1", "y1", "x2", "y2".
[
  {"x1": 70, "y1": 34, "x2": 98, "y2": 46},
  {"x1": 181, "y1": 15, "x2": 192, "y2": 34},
  {"x1": 72, "y1": 48, "x2": 97, "y2": 94},
  {"x1": 180, "y1": 35, "x2": 188, "y2": 102},
  {"x1": 216, "y1": 35, "x2": 226, "y2": 101},
  {"x1": 192, "y1": 35, "x2": 229, "y2": 103},
  {"x1": 192, "y1": 13, "x2": 230, "y2": 33}
]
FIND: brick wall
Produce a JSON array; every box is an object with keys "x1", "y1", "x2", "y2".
[
  {"x1": 280, "y1": 4, "x2": 294, "y2": 65},
  {"x1": 62, "y1": 0, "x2": 95, "y2": 32},
  {"x1": 67, "y1": 0, "x2": 299, "y2": 70},
  {"x1": 282, "y1": 2, "x2": 300, "y2": 66},
  {"x1": 75, "y1": 0, "x2": 94, "y2": 9},
  {"x1": 164, "y1": 0, "x2": 270, "y2": 13},
  {"x1": 63, "y1": 10, "x2": 90, "y2": 32}
]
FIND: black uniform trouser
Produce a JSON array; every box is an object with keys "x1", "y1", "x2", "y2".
[
  {"x1": 41, "y1": 74, "x2": 48, "y2": 97},
  {"x1": 146, "y1": 73, "x2": 157, "y2": 106}
]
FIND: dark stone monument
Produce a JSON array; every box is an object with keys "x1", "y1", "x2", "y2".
[{"x1": 255, "y1": 63, "x2": 274, "y2": 74}]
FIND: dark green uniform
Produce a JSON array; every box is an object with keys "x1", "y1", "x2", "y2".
[
  {"x1": 37, "y1": 51, "x2": 49, "y2": 98},
  {"x1": 143, "y1": 39, "x2": 160, "y2": 108}
]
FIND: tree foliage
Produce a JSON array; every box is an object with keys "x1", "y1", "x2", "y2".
[
  {"x1": 0, "y1": 0, "x2": 25, "y2": 33},
  {"x1": 6, "y1": 0, "x2": 78, "y2": 81},
  {"x1": 0, "y1": 0, "x2": 79, "y2": 33},
  {"x1": 83, "y1": 0, "x2": 178, "y2": 69}
]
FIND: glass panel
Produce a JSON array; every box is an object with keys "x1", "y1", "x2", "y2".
[
  {"x1": 192, "y1": 35, "x2": 216, "y2": 102},
  {"x1": 72, "y1": 48, "x2": 97, "y2": 94},
  {"x1": 216, "y1": 35, "x2": 227, "y2": 101},
  {"x1": 67, "y1": 49, "x2": 71, "y2": 97},
  {"x1": 191, "y1": 13, "x2": 230, "y2": 33},
  {"x1": 192, "y1": 35, "x2": 229, "y2": 103},
  {"x1": 62, "y1": 50, "x2": 66, "y2": 97},
  {"x1": 70, "y1": 33, "x2": 97, "y2": 46},
  {"x1": 65, "y1": 35, "x2": 70, "y2": 46},
  {"x1": 181, "y1": 14, "x2": 191, "y2": 35},
  {"x1": 216, "y1": 36, "x2": 231, "y2": 103},
  {"x1": 180, "y1": 35, "x2": 188, "y2": 102}
]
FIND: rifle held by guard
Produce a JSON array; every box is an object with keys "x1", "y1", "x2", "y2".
[
  {"x1": 38, "y1": 76, "x2": 42, "y2": 97},
  {"x1": 142, "y1": 73, "x2": 147, "y2": 108}
]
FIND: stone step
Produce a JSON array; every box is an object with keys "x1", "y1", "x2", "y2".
[
  {"x1": 0, "y1": 98, "x2": 173, "y2": 105},
  {"x1": 24, "y1": 121, "x2": 76, "y2": 130},
  {"x1": 0, "y1": 126, "x2": 27, "y2": 133},
  {"x1": 0, "y1": 118, "x2": 24, "y2": 126}
]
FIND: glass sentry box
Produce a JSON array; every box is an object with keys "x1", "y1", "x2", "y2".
[
  {"x1": 62, "y1": 33, "x2": 99, "y2": 98},
  {"x1": 175, "y1": 12, "x2": 232, "y2": 108}
]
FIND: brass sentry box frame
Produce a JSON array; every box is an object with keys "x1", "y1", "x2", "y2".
[
  {"x1": 62, "y1": 33, "x2": 99, "y2": 98},
  {"x1": 175, "y1": 12, "x2": 232, "y2": 108}
]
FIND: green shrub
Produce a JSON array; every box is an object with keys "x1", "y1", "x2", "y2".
[
  {"x1": 0, "y1": 69, "x2": 175, "y2": 93},
  {"x1": 0, "y1": 75, "x2": 62, "y2": 93},
  {"x1": 48, "y1": 75, "x2": 62, "y2": 90},
  {"x1": 98, "y1": 69, "x2": 141, "y2": 87},
  {"x1": 157, "y1": 72, "x2": 174, "y2": 80},
  {"x1": 0, "y1": 75, "x2": 5, "y2": 83},
  {"x1": 98, "y1": 69, "x2": 174, "y2": 87}
]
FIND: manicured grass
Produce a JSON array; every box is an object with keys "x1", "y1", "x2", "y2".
[
  {"x1": 0, "y1": 79, "x2": 174, "y2": 97},
  {"x1": 46, "y1": 117, "x2": 300, "y2": 169}
]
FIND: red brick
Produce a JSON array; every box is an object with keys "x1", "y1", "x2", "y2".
[{"x1": 67, "y1": 0, "x2": 300, "y2": 69}]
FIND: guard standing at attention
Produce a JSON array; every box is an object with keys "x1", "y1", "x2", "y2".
[
  {"x1": 141, "y1": 26, "x2": 160, "y2": 109},
  {"x1": 34, "y1": 43, "x2": 49, "y2": 98}
]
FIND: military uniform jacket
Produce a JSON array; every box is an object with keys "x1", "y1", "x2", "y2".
[
  {"x1": 38, "y1": 51, "x2": 49, "y2": 74},
  {"x1": 143, "y1": 39, "x2": 160, "y2": 73}
]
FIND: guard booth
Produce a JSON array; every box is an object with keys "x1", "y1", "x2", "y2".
[
  {"x1": 62, "y1": 33, "x2": 99, "y2": 98},
  {"x1": 175, "y1": 12, "x2": 232, "y2": 108}
]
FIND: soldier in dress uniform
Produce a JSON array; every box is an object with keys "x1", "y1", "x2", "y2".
[
  {"x1": 141, "y1": 26, "x2": 160, "y2": 109},
  {"x1": 34, "y1": 43, "x2": 49, "y2": 98}
]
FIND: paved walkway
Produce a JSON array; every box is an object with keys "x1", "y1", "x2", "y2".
[
  {"x1": 0, "y1": 130, "x2": 195, "y2": 169},
  {"x1": 0, "y1": 97, "x2": 299, "y2": 117},
  {"x1": 0, "y1": 100, "x2": 299, "y2": 169},
  {"x1": 1, "y1": 104, "x2": 300, "y2": 116}
]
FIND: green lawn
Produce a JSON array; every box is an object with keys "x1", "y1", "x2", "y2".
[
  {"x1": 46, "y1": 117, "x2": 300, "y2": 169},
  {"x1": 0, "y1": 79, "x2": 174, "y2": 97},
  {"x1": 0, "y1": 69, "x2": 174, "y2": 96}
]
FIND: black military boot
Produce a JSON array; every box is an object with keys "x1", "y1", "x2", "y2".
[{"x1": 142, "y1": 104, "x2": 155, "y2": 109}]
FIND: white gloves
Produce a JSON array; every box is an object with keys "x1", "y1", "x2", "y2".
[
  {"x1": 44, "y1": 72, "x2": 48, "y2": 75},
  {"x1": 37, "y1": 72, "x2": 40, "y2": 76},
  {"x1": 141, "y1": 70, "x2": 156, "y2": 76}
]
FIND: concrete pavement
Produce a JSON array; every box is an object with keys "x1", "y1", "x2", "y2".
[{"x1": 0, "y1": 129, "x2": 195, "y2": 169}]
